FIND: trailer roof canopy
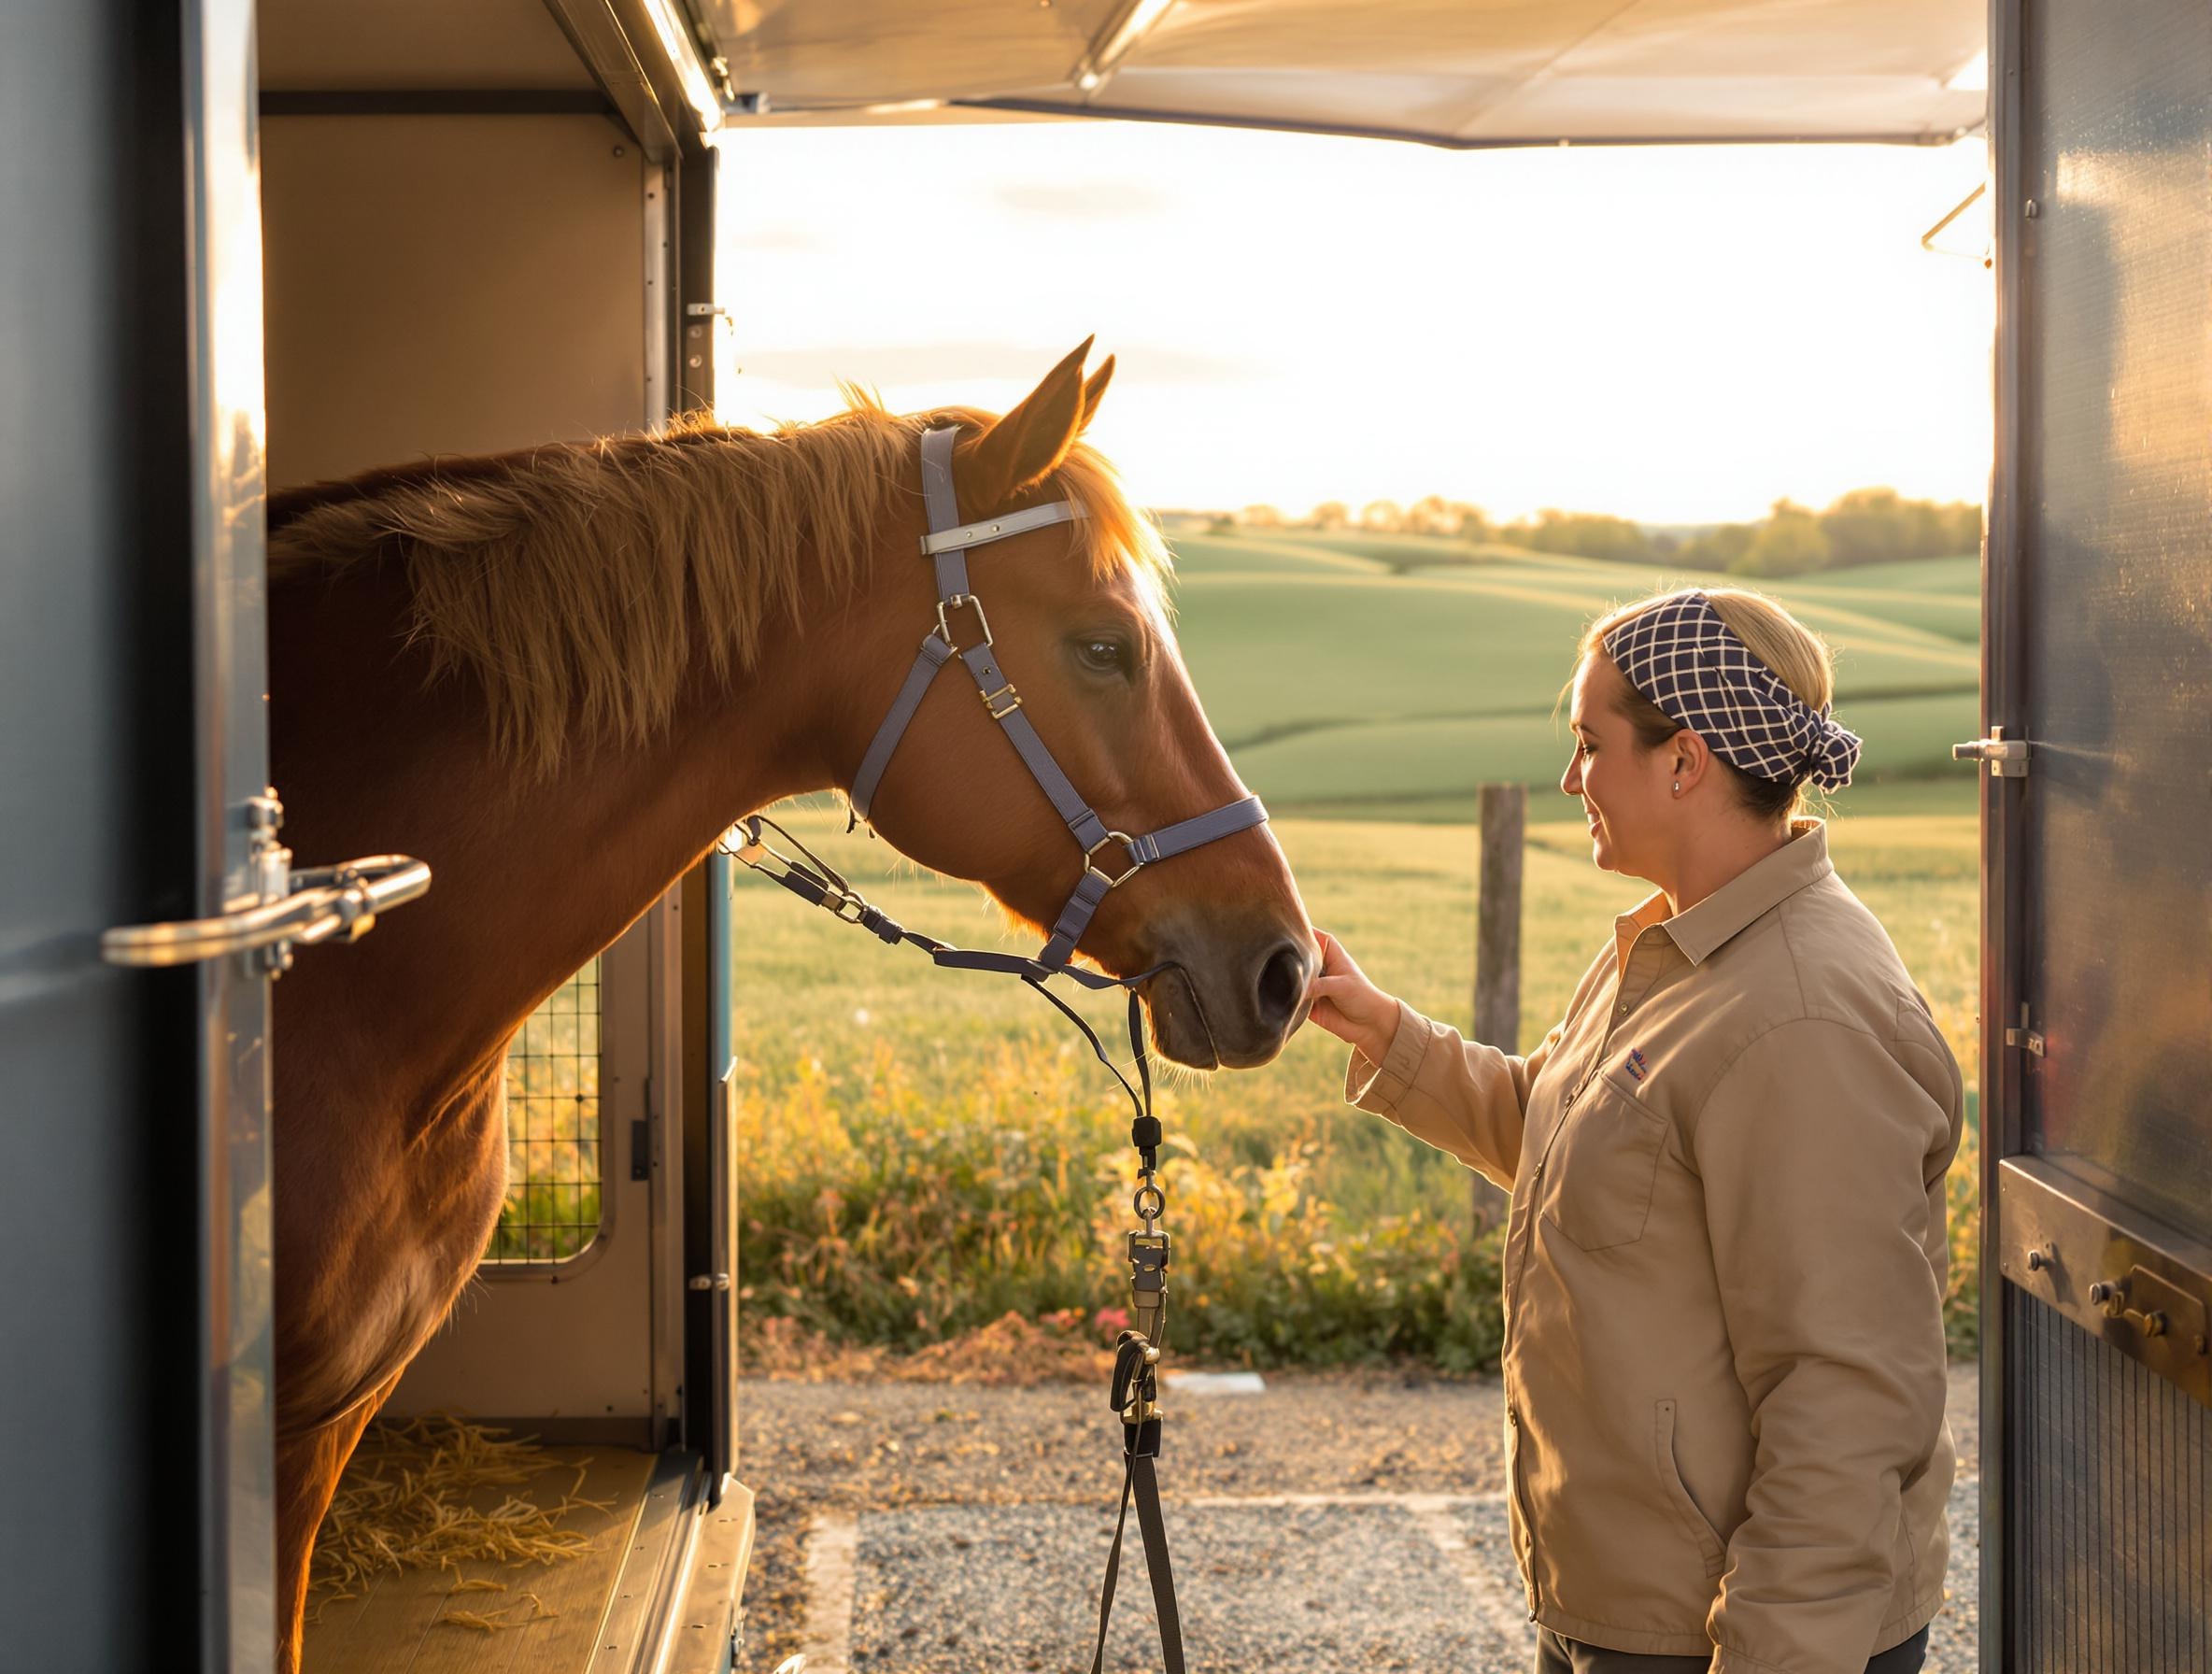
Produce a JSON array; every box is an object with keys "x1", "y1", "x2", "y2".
[
  {"x1": 695, "y1": 0, "x2": 1985, "y2": 146},
  {"x1": 260, "y1": 0, "x2": 726, "y2": 159}
]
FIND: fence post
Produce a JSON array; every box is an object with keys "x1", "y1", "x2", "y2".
[{"x1": 1470, "y1": 784, "x2": 1526, "y2": 1233}]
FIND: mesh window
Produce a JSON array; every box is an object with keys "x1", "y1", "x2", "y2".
[{"x1": 485, "y1": 958, "x2": 603, "y2": 1263}]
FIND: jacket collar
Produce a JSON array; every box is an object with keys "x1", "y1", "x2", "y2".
[{"x1": 1616, "y1": 818, "x2": 1834, "y2": 972}]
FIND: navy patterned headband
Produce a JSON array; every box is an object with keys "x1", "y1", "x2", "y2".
[{"x1": 1600, "y1": 591, "x2": 1862, "y2": 790}]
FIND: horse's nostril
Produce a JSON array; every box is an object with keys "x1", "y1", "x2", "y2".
[{"x1": 1253, "y1": 940, "x2": 1311, "y2": 1033}]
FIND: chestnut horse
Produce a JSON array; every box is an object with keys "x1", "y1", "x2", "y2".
[{"x1": 262, "y1": 340, "x2": 1315, "y2": 1668}]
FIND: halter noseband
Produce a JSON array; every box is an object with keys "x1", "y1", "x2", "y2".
[{"x1": 846, "y1": 425, "x2": 1268, "y2": 971}]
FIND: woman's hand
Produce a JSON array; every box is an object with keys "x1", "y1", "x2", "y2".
[{"x1": 1303, "y1": 929, "x2": 1402, "y2": 1068}]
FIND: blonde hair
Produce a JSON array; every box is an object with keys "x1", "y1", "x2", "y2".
[
  {"x1": 1579, "y1": 588, "x2": 1839, "y2": 819},
  {"x1": 267, "y1": 396, "x2": 1170, "y2": 776}
]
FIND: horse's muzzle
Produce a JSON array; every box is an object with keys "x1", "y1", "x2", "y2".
[{"x1": 1141, "y1": 926, "x2": 1316, "y2": 1071}]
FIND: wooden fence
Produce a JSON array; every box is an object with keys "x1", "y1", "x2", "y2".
[{"x1": 1469, "y1": 783, "x2": 1524, "y2": 1231}]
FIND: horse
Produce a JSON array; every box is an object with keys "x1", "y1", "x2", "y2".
[{"x1": 260, "y1": 339, "x2": 1316, "y2": 1668}]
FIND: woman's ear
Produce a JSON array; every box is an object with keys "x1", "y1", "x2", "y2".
[{"x1": 1673, "y1": 729, "x2": 1712, "y2": 787}]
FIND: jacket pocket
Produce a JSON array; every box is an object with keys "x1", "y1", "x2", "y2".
[
  {"x1": 1537, "y1": 1074, "x2": 1666, "y2": 1252},
  {"x1": 1653, "y1": 1398, "x2": 1728, "y2": 1581}
]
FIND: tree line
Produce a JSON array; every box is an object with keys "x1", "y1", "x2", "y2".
[{"x1": 1215, "y1": 488, "x2": 1983, "y2": 577}]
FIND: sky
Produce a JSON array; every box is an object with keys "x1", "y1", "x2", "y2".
[{"x1": 711, "y1": 119, "x2": 1993, "y2": 526}]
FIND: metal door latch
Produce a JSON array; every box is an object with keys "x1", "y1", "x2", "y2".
[
  {"x1": 2089, "y1": 1267, "x2": 2211, "y2": 1355},
  {"x1": 102, "y1": 787, "x2": 431, "y2": 975},
  {"x1": 1952, "y1": 725, "x2": 2032, "y2": 777},
  {"x1": 688, "y1": 1272, "x2": 733, "y2": 1292},
  {"x1": 2004, "y1": 1002, "x2": 2046, "y2": 1057}
]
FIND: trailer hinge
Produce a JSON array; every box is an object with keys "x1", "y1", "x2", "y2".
[
  {"x1": 1952, "y1": 725, "x2": 2032, "y2": 777},
  {"x1": 2004, "y1": 1002, "x2": 2046, "y2": 1057}
]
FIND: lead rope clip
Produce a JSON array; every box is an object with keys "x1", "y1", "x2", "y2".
[
  {"x1": 1123, "y1": 1111, "x2": 1170, "y2": 1442},
  {"x1": 1088, "y1": 1114, "x2": 1184, "y2": 1674}
]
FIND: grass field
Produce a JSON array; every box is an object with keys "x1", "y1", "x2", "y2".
[
  {"x1": 1167, "y1": 532, "x2": 1978, "y2": 818},
  {"x1": 724, "y1": 803, "x2": 1979, "y2": 1366},
  {"x1": 503, "y1": 531, "x2": 1985, "y2": 1365}
]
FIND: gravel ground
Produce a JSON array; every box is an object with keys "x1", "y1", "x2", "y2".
[{"x1": 736, "y1": 1363, "x2": 1980, "y2": 1674}]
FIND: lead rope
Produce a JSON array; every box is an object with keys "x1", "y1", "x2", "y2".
[
  {"x1": 1090, "y1": 1019, "x2": 1185, "y2": 1674},
  {"x1": 720, "y1": 816, "x2": 1187, "y2": 1674}
]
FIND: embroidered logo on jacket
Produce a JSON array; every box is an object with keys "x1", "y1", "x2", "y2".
[{"x1": 1624, "y1": 1047, "x2": 1650, "y2": 1083}]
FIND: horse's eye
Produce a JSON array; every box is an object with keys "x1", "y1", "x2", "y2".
[{"x1": 1076, "y1": 637, "x2": 1129, "y2": 674}]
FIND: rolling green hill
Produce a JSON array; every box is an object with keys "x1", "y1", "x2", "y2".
[{"x1": 1163, "y1": 531, "x2": 1978, "y2": 819}]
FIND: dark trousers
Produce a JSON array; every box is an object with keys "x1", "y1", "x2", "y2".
[{"x1": 1535, "y1": 1623, "x2": 1931, "y2": 1673}]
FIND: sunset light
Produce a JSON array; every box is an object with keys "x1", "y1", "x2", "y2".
[{"x1": 714, "y1": 120, "x2": 1994, "y2": 525}]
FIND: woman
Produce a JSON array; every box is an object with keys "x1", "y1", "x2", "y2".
[{"x1": 1308, "y1": 589, "x2": 1962, "y2": 1674}]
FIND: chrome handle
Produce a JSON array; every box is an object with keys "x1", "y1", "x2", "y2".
[
  {"x1": 103, "y1": 856, "x2": 430, "y2": 971},
  {"x1": 101, "y1": 787, "x2": 431, "y2": 973}
]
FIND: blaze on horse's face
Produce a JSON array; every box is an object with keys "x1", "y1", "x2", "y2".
[{"x1": 852, "y1": 342, "x2": 1316, "y2": 1070}]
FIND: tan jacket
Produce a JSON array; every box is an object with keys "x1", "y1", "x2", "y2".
[{"x1": 1347, "y1": 821, "x2": 1962, "y2": 1672}]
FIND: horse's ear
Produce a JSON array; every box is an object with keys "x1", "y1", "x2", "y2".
[
  {"x1": 955, "y1": 336, "x2": 1095, "y2": 513},
  {"x1": 1078, "y1": 354, "x2": 1114, "y2": 433}
]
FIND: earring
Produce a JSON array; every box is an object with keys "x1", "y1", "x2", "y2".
[{"x1": 1672, "y1": 782, "x2": 1681, "y2": 794}]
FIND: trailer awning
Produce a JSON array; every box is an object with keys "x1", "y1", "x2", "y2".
[{"x1": 693, "y1": 0, "x2": 1985, "y2": 146}]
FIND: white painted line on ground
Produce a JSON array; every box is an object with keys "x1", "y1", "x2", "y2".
[
  {"x1": 1404, "y1": 1497, "x2": 1538, "y2": 1652},
  {"x1": 800, "y1": 1511, "x2": 860, "y2": 1674},
  {"x1": 1165, "y1": 1369, "x2": 1268, "y2": 1395},
  {"x1": 1184, "y1": 1489, "x2": 1501, "y2": 1511}
]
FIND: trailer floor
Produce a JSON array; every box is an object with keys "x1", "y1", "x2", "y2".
[{"x1": 304, "y1": 1445, "x2": 656, "y2": 1674}]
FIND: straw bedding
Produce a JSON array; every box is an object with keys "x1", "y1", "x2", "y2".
[{"x1": 307, "y1": 1415, "x2": 609, "y2": 1626}]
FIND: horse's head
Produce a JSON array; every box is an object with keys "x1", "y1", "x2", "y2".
[{"x1": 838, "y1": 341, "x2": 1315, "y2": 1070}]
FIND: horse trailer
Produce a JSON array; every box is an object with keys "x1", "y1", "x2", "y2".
[
  {"x1": 6, "y1": 2, "x2": 739, "y2": 1669},
  {"x1": 4, "y1": 1, "x2": 2205, "y2": 1671}
]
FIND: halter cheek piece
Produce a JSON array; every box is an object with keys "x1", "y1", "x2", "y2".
[
  {"x1": 726, "y1": 424, "x2": 1269, "y2": 1674},
  {"x1": 849, "y1": 424, "x2": 1268, "y2": 969}
]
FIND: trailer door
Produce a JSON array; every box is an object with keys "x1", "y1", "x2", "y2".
[
  {"x1": 1978, "y1": 2, "x2": 2212, "y2": 1668},
  {"x1": 4, "y1": 3, "x2": 437, "y2": 1666},
  {"x1": 3, "y1": 0, "x2": 277, "y2": 1667}
]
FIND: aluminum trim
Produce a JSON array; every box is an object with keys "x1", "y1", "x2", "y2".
[
  {"x1": 584, "y1": 1449, "x2": 704, "y2": 1674},
  {"x1": 955, "y1": 96, "x2": 1978, "y2": 151},
  {"x1": 643, "y1": 159, "x2": 671, "y2": 429},
  {"x1": 666, "y1": 1477, "x2": 756, "y2": 1674},
  {"x1": 703, "y1": 854, "x2": 738, "y2": 1482},
  {"x1": 184, "y1": 0, "x2": 277, "y2": 1661},
  {"x1": 544, "y1": 0, "x2": 681, "y2": 159},
  {"x1": 1978, "y1": 4, "x2": 2027, "y2": 1665},
  {"x1": 649, "y1": 893, "x2": 688, "y2": 1445}
]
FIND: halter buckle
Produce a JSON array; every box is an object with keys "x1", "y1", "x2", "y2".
[
  {"x1": 933, "y1": 592, "x2": 993, "y2": 651},
  {"x1": 1085, "y1": 830, "x2": 1144, "y2": 889},
  {"x1": 980, "y1": 682, "x2": 1022, "y2": 719}
]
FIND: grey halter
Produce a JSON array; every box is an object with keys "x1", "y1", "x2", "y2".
[
  {"x1": 723, "y1": 423, "x2": 1271, "y2": 1674},
  {"x1": 846, "y1": 424, "x2": 1269, "y2": 971}
]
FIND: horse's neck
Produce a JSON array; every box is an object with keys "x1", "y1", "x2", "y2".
[{"x1": 267, "y1": 559, "x2": 844, "y2": 1122}]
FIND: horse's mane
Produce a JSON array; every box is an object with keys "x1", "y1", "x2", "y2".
[{"x1": 266, "y1": 395, "x2": 1170, "y2": 773}]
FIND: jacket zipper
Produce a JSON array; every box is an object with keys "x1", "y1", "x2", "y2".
[{"x1": 1508, "y1": 1400, "x2": 1542, "y2": 1620}]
